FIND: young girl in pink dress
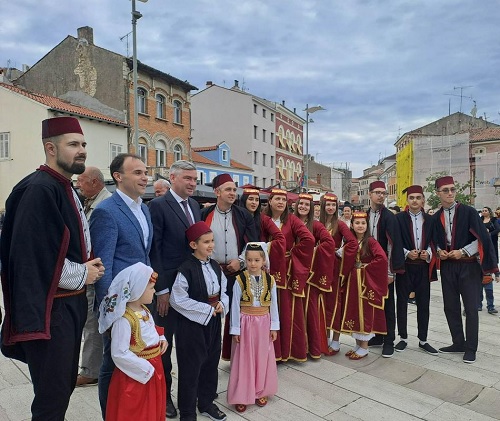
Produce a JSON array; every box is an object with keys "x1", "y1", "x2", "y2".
[
  {"x1": 227, "y1": 242, "x2": 279, "y2": 413},
  {"x1": 99, "y1": 263, "x2": 167, "y2": 421}
]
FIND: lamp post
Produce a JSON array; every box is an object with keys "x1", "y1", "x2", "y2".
[
  {"x1": 132, "y1": 0, "x2": 148, "y2": 155},
  {"x1": 304, "y1": 104, "x2": 325, "y2": 192}
]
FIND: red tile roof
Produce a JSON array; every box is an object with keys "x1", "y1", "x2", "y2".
[
  {"x1": 470, "y1": 128, "x2": 500, "y2": 142},
  {"x1": 230, "y1": 159, "x2": 252, "y2": 171},
  {"x1": 0, "y1": 82, "x2": 127, "y2": 126},
  {"x1": 191, "y1": 151, "x2": 252, "y2": 171},
  {"x1": 192, "y1": 145, "x2": 218, "y2": 152}
]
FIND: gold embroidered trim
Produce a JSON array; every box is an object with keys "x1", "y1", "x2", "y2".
[{"x1": 123, "y1": 305, "x2": 149, "y2": 353}]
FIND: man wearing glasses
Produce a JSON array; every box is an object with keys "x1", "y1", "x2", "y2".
[
  {"x1": 433, "y1": 176, "x2": 498, "y2": 363},
  {"x1": 366, "y1": 181, "x2": 405, "y2": 358}
]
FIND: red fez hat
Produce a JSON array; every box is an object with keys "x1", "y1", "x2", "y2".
[
  {"x1": 42, "y1": 117, "x2": 83, "y2": 139},
  {"x1": 212, "y1": 173, "x2": 234, "y2": 189},
  {"x1": 298, "y1": 193, "x2": 313, "y2": 201},
  {"x1": 369, "y1": 181, "x2": 386, "y2": 191},
  {"x1": 269, "y1": 188, "x2": 287, "y2": 198},
  {"x1": 403, "y1": 185, "x2": 424, "y2": 196},
  {"x1": 322, "y1": 192, "x2": 338, "y2": 202},
  {"x1": 186, "y1": 221, "x2": 212, "y2": 243},
  {"x1": 435, "y1": 176, "x2": 454, "y2": 189},
  {"x1": 352, "y1": 211, "x2": 368, "y2": 220},
  {"x1": 243, "y1": 187, "x2": 260, "y2": 196}
]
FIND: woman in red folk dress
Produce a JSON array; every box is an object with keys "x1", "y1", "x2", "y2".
[
  {"x1": 263, "y1": 188, "x2": 315, "y2": 361},
  {"x1": 294, "y1": 193, "x2": 336, "y2": 358},
  {"x1": 98, "y1": 263, "x2": 167, "y2": 421},
  {"x1": 320, "y1": 193, "x2": 358, "y2": 355},
  {"x1": 341, "y1": 211, "x2": 388, "y2": 360}
]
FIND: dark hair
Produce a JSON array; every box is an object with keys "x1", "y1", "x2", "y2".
[
  {"x1": 240, "y1": 193, "x2": 261, "y2": 233},
  {"x1": 294, "y1": 198, "x2": 314, "y2": 233},
  {"x1": 110, "y1": 153, "x2": 142, "y2": 185},
  {"x1": 319, "y1": 197, "x2": 338, "y2": 235},
  {"x1": 481, "y1": 206, "x2": 494, "y2": 220},
  {"x1": 350, "y1": 215, "x2": 371, "y2": 256},
  {"x1": 264, "y1": 195, "x2": 289, "y2": 224}
]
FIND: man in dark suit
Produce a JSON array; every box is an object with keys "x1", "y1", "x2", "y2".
[
  {"x1": 149, "y1": 160, "x2": 201, "y2": 418},
  {"x1": 90, "y1": 153, "x2": 153, "y2": 419}
]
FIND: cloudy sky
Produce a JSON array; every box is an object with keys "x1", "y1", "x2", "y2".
[{"x1": 2, "y1": 0, "x2": 500, "y2": 176}]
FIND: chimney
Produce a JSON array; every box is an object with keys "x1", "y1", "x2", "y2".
[
  {"x1": 206, "y1": 81, "x2": 213, "y2": 87},
  {"x1": 293, "y1": 107, "x2": 296, "y2": 114},
  {"x1": 282, "y1": 100, "x2": 285, "y2": 106},
  {"x1": 22, "y1": 64, "x2": 30, "y2": 73},
  {"x1": 77, "y1": 26, "x2": 94, "y2": 45},
  {"x1": 232, "y1": 80, "x2": 239, "y2": 89}
]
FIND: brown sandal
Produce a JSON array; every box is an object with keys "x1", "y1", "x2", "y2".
[
  {"x1": 325, "y1": 346, "x2": 339, "y2": 356},
  {"x1": 255, "y1": 397, "x2": 268, "y2": 407},
  {"x1": 345, "y1": 349, "x2": 355, "y2": 357},
  {"x1": 235, "y1": 404, "x2": 247, "y2": 412},
  {"x1": 348, "y1": 351, "x2": 368, "y2": 360}
]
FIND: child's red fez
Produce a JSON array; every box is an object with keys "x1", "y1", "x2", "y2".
[
  {"x1": 322, "y1": 192, "x2": 338, "y2": 202},
  {"x1": 352, "y1": 211, "x2": 368, "y2": 219},
  {"x1": 298, "y1": 193, "x2": 313, "y2": 201},
  {"x1": 269, "y1": 188, "x2": 287, "y2": 198},
  {"x1": 369, "y1": 180, "x2": 386, "y2": 191},
  {"x1": 243, "y1": 187, "x2": 260, "y2": 195},
  {"x1": 403, "y1": 185, "x2": 424, "y2": 196},
  {"x1": 435, "y1": 176, "x2": 454, "y2": 189},
  {"x1": 42, "y1": 117, "x2": 83, "y2": 139},
  {"x1": 212, "y1": 173, "x2": 234, "y2": 189},
  {"x1": 186, "y1": 221, "x2": 212, "y2": 243}
]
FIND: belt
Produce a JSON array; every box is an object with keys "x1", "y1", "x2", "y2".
[
  {"x1": 208, "y1": 294, "x2": 220, "y2": 307},
  {"x1": 54, "y1": 287, "x2": 86, "y2": 298},
  {"x1": 406, "y1": 260, "x2": 428, "y2": 265},
  {"x1": 241, "y1": 306, "x2": 269, "y2": 315},
  {"x1": 137, "y1": 344, "x2": 161, "y2": 360},
  {"x1": 442, "y1": 256, "x2": 477, "y2": 263}
]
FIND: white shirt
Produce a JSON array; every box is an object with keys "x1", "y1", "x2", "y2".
[{"x1": 442, "y1": 202, "x2": 478, "y2": 255}]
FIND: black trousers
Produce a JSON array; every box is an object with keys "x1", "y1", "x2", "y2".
[
  {"x1": 396, "y1": 263, "x2": 431, "y2": 341},
  {"x1": 175, "y1": 313, "x2": 221, "y2": 419},
  {"x1": 374, "y1": 281, "x2": 396, "y2": 345},
  {"x1": 21, "y1": 293, "x2": 87, "y2": 421},
  {"x1": 153, "y1": 301, "x2": 178, "y2": 401},
  {"x1": 440, "y1": 260, "x2": 482, "y2": 352}
]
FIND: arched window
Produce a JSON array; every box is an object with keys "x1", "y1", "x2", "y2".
[
  {"x1": 138, "y1": 138, "x2": 147, "y2": 163},
  {"x1": 156, "y1": 94, "x2": 166, "y2": 119},
  {"x1": 137, "y1": 88, "x2": 147, "y2": 114},
  {"x1": 173, "y1": 144, "x2": 182, "y2": 161},
  {"x1": 173, "y1": 100, "x2": 182, "y2": 124},
  {"x1": 155, "y1": 140, "x2": 166, "y2": 167}
]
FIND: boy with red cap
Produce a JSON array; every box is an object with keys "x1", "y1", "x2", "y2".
[
  {"x1": 433, "y1": 176, "x2": 498, "y2": 363},
  {"x1": 394, "y1": 185, "x2": 438, "y2": 355},
  {"x1": 1, "y1": 116, "x2": 104, "y2": 419},
  {"x1": 170, "y1": 221, "x2": 229, "y2": 421},
  {"x1": 366, "y1": 180, "x2": 405, "y2": 358}
]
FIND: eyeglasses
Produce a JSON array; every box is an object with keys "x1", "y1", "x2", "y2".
[
  {"x1": 438, "y1": 188, "x2": 456, "y2": 194},
  {"x1": 371, "y1": 191, "x2": 388, "y2": 196}
]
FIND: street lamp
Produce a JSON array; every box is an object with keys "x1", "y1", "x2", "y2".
[
  {"x1": 304, "y1": 104, "x2": 325, "y2": 191},
  {"x1": 132, "y1": 0, "x2": 148, "y2": 155}
]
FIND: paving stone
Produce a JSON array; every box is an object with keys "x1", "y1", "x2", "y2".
[
  {"x1": 425, "y1": 401, "x2": 498, "y2": 421},
  {"x1": 326, "y1": 397, "x2": 422, "y2": 420},
  {"x1": 357, "y1": 356, "x2": 427, "y2": 385},
  {"x1": 425, "y1": 358, "x2": 500, "y2": 387},
  {"x1": 462, "y1": 386, "x2": 500, "y2": 419}
]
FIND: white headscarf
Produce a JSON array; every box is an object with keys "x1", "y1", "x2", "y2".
[
  {"x1": 98, "y1": 262, "x2": 154, "y2": 333},
  {"x1": 239, "y1": 241, "x2": 270, "y2": 270}
]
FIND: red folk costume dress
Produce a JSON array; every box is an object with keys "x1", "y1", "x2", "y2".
[
  {"x1": 304, "y1": 220, "x2": 336, "y2": 358},
  {"x1": 268, "y1": 200, "x2": 315, "y2": 361},
  {"x1": 341, "y1": 237, "x2": 389, "y2": 337}
]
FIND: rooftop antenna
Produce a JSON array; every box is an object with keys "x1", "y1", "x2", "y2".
[
  {"x1": 453, "y1": 85, "x2": 473, "y2": 113},
  {"x1": 119, "y1": 31, "x2": 132, "y2": 58}
]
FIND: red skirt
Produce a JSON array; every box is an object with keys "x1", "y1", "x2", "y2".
[{"x1": 106, "y1": 354, "x2": 166, "y2": 421}]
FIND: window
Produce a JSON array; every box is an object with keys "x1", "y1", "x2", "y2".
[
  {"x1": 173, "y1": 100, "x2": 182, "y2": 124},
  {"x1": 137, "y1": 88, "x2": 147, "y2": 114},
  {"x1": 254, "y1": 104, "x2": 258, "y2": 114},
  {"x1": 155, "y1": 140, "x2": 166, "y2": 166},
  {"x1": 156, "y1": 94, "x2": 166, "y2": 119},
  {"x1": 138, "y1": 142, "x2": 147, "y2": 163},
  {"x1": 222, "y1": 150, "x2": 228, "y2": 161},
  {"x1": 270, "y1": 156, "x2": 274, "y2": 168},
  {"x1": 209, "y1": 171, "x2": 217, "y2": 182},
  {"x1": 270, "y1": 132, "x2": 274, "y2": 145},
  {"x1": 271, "y1": 178, "x2": 274, "y2": 186},
  {"x1": 0, "y1": 132, "x2": 10, "y2": 159},
  {"x1": 173, "y1": 144, "x2": 182, "y2": 161},
  {"x1": 233, "y1": 174, "x2": 240, "y2": 186},
  {"x1": 254, "y1": 176, "x2": 258, "y2": 186},
  {"x1": 254, "y1": 125, "x2": 258, "y2": 139},
  {"x1": 262, "y1": 109, "x2": 266, "y2": 118},
  {"x1": 197, "y1": 170, "x2": 205, "y2": 185},
  {"x1": 243, "y1": 176, "x2": 250, "y2": 185},
  {"x1": 262, "y1": 129, "x2": 266, "y2": 142},
  {"x1": 262, "y1": 177, "x2": 267, "y2": 187},
  {"x1": 271, "y1": 113, "x2": 274, "y2": 122},
  {"x1": 110, "y1": 143, "x2": 122, "y2": 161},
  {"x1": 262, "y1": 153, "x2": 267, "y2": 166},
  {"x1": 254, "y1": 151, "x2": 258, "y2": 165}
]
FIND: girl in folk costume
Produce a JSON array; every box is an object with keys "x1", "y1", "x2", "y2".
[
  {"x1": 319, "y1": 193, "x2": 358, "y2": 354},
  {"x1": 228, "y1": 242, "x2": 279, "y2": 413},
  {"x1": 98, "y1": 263, "x2": 167, "y2": 421},
  {"x1": 263, "y1": 188, "x2": 315, "y2": 361},
  {"x1": 239, "y1": 187, "x2": 286, "y2": 283},
  {"x1": 341, "y1": 211, "x2": 389, "y2": 360},
  {"x1": 294, "y1": 193, "x2": 336, "y2": 358}
]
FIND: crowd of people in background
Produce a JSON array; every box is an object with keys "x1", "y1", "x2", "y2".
[{"x1": 1, "y1": 117, "x2": 500, "y2": 421}]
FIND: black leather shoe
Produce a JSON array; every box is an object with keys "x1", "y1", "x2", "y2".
[
  {"x1": 199, "y1": 403, "x2": 227, "y2": 421},
  {"x1": 382, "y1": 343, "x2": 394, "y2": 358},
  {"x1": 167, "y1": 399, "x2": 178, "y2": 418},
  {"x1": 368, "y1": 336, "x2": 384, "y2": 347},
  {"x1": 463, "y1": 350, "x2": 476, "y2": 364},
  {"x1": 419, "y1": 342, "x2": 438, "y2": 355},
  {"x1": 394, "y1": 340, "x2": 407, "y2": 352},
  {"x1": 438, "y1": 344, "x2": 465, "y2": 354}
]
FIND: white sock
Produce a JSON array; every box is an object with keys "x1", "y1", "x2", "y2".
[
  {"x1": 399, "y1": 337, "x2": 407, "y2": 343},
  {"x1": 330, "y1": 340, "x2": 340, "y2": 351},
  {"x1": 419, "y1": 340, "x2": 427, "y2": 346},
  {"x1": 356, "y1": 347, "x2": 369, "y2": 356}
]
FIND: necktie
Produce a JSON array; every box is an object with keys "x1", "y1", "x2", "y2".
[{"x1": 182, "y1": 200, "x2": 194, "y2": 226}]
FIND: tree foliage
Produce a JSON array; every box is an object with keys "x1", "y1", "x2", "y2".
[{"x1": 424, "y1": 171, "x2": 476, "y2": 210}]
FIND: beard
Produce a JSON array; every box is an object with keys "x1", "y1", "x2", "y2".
[{"x1": 57, "y1": 156, "x2": 86, "y2": 175}]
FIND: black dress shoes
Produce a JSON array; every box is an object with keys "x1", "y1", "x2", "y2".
[
  {"x1": 438, "y1": 344, "x2": 466, "y2": 354},
  {"x1": 167, "y1": 398, "x2": 178, "y2": 418}
]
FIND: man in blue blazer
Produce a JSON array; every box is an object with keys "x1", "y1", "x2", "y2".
[
  {"x1": 149, "y1": 160, "x2": 201, "y2": 418},
  {"x1": 90, "y1": 153, "x2": 153, "y2": 419}
]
